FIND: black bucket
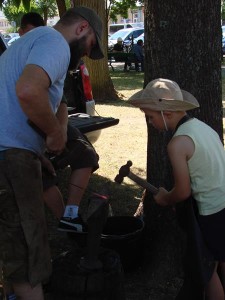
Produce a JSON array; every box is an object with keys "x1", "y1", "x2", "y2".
[
  {"x1": 67, "y1": 216, "x2": 145, "y2": 272},
  {"x1": 101, "y1": 216, "x2": 145, "y2": 272}
]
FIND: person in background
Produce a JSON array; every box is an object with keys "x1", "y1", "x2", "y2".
[
  {"x1": 132, "y1": 39, "x2": 144, "y2": 72},
  {"x1": 18, "y1": 12, "x2": 45, "y2": 36},
  {"x1": 0, "y1": 6, "x2": 103, "y2": 300},
  {"x1": 128, "y1": 78, "x2": 225, "y2": 300},
  {"x1": 113, "y1": 37, "x2": 124, "y2": 52}
]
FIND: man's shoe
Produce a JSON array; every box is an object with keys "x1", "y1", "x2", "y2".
[{"x1": 58, "y1": 216, "x2": 87, "y2": 233}]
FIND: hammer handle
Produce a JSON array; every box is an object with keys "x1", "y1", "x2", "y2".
[{"x1": 128, "y1": 171, "x2": 158, "y2": 195}]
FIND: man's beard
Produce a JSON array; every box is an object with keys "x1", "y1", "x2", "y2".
[{"x1": 68, "y1": 36, "x2": 88, "y2": 71}]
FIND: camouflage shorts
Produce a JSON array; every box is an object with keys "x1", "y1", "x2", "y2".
[{"x1": 0, "y1": 149, "x2": 52, "y2": 287}]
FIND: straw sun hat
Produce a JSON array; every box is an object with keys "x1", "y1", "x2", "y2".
[{"x1": 128, "y1": 78, "x2": 199, "y2": 111}]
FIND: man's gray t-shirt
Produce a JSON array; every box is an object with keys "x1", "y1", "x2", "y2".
[{"x1": 0, "y1": 26, "x2": 70, "y2": 154}]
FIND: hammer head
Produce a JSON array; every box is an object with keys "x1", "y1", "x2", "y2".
[{"x1": 114, "y1": 160, "x2": 133, "y2": 184}]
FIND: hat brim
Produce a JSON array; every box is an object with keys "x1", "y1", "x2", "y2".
[
  {"x1": 89, "y1": 34, "x2": 104, "y2": 60},
  {"x1": 128, "y1": 89, "x2": 199, "y2": 111}
]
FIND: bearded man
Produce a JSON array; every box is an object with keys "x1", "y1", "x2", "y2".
[{"x1": 0, "y1": 7, "x2": 103, "y2": 300}]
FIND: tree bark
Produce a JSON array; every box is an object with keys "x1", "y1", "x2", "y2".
[
  {"x1": 143, "y1": 0, "x2": 222, "y2": 291},
  {"x1": 73, "y1": 0, "x2": 119, "y2": 101},
  {"x1": 56, "y1": 0, "x2": 67, "y2": 17}
]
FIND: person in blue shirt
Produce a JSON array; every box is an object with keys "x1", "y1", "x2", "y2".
[
  {"x1": 132, "y1": 39, "x2": 144, "y2": 72},
  {"x1": 18, "y1": 12, "x2": 100, "y2": 232},
  {"x1": 0, "y1": 7, "x2": 103, "y2": 300}
]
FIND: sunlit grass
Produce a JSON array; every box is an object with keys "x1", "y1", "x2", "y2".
[{"x1": 109, "y1": 68, "x2": 144, "y2": 99}]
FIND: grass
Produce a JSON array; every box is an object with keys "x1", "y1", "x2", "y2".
[
  {"x1": 87, "y1": 68, "x2": 146, "y2": 216},
  {"x1": 109, "y1": 68, "x2": 144, "y2": 99}
]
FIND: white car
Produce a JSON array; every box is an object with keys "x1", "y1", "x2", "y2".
[
  {"x1": 3, "y1": 32, "x2": 19, "y2": 44},
  {"x1": 109, "y1": 22, "x2": 143, "y2": 35},
  {"x1": 108, "y1": 27, "x2": 144, "y2": 50},
  {"x1": 133, "y1": 33, "x2": 144, "y2": 45},
  {"x1": 7, "y1": 36, "x2": 20, "y2": 46}
]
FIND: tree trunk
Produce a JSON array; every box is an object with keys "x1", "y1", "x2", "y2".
[
  {"x1": 143, "y1": 0, "x2": 222, "y2": 292},
  {"x1": 56, "y1": 0, "x2": 67, "y2": 17},
  {"x1": 43, "y1": 7, "x2": 48, "y2": 25},
  {"x1": 73, "y1": 0, "x2": 119, "y2": 101}
]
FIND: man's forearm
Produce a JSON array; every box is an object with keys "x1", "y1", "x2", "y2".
[
  {"x1": 18, "y1": 91, "x2": 61, "y2": 136},
  {"x1": 56, "y1": 102, "x2": 68, "y2": 132}
]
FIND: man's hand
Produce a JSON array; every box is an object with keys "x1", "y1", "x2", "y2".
[{"x1": 46, "y1": 127, "x2": 67, "y2": 155}]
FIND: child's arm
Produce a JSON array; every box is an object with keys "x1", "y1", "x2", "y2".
[{"x1": 154, "y1": 135, "x2": 194, "y2": 206}]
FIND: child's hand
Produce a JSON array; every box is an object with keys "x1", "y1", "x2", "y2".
[{"x1": 154, "y1": 187, "x2": 169, "y2": 206}]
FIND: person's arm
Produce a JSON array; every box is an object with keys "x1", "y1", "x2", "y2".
[
  {"x1": 56, "y1": 101, "x2": 68, "y2": 142},
  {"x1": 154, "y1": 135, "x2": 194, "y2": 206},
  {"x1": 16, "y1": 64, "x2": 66, "y2": 154}
]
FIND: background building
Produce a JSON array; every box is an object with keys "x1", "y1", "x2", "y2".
[
  {"x1": 109, "y1": 6, "x2": 144, "y2": 26},
  {"x1": 0, "y1": 11, "x2": 10, "y2": 34}
]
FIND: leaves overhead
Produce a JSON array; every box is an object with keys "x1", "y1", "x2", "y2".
[
  {"x1": 109, "y1": 0, "x2": 143, "y2": 22},
  {"x1": 0, "y1": 0, "x2": 30, "y2": 9}
]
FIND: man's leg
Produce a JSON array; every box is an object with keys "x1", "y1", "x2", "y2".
[
  {"x1": 42, "y1": 167, "x2": 65, "y2": 220},
  {"x1": 58, "y1": 167, "x2": 92, "y2": 232},
  {"x1": 0, "y1": 149, "x2": 52, "y2": 299},
  {"x1": 67, "y1": 167, "x2": 92, "y2": 207},
  {"x1": 141, "y1": 60, "x2": 144, "y2": 72},
  {"x1": 57, "y1": 126, "x2": 99, "y2": 232},
  {"x1": 43, "y1": 186, "x2": 65, "y2": 220},
  {"x1": 135, "y1": 62, "x2": 139, "y2": 72},
  {"x1": 124, "y1": 61, "x2": 128, "y2": 71}
]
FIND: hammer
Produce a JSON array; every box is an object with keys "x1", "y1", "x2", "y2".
[{"x1": 115, "y1": 160, "x2": 158, "y2": 195}]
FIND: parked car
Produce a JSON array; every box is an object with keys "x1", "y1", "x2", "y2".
[
  {"x1": 3, "y1": 32, "x2": 19, "y2": 44},
  {"x1": 222, "y1": 25, "x2": 225, "y2": 38},
  {"x1": 223, "y1": 38, "x2": 225, "y2": 55},
  {"x1": 222, "y1": 26, "x2": 225, "y2": 55},
  {"x1": 109, "y1": 22, "x2": 144, "y2": 35},
  {"x1": 0, "y1": 35, "x2": 119, "y2": 144},
  {"x1": 0, "y1": 33, "x2": 7, "y2": 55},
  {"x1": 7, "y1": 35, "x2": 20, "y2": 46},
  {"x1": 108, "y1": 27, "x2": 144, "y2": 51},
  {"x1": 133, "y1": 32, "x2": 144, "y2": 45}
]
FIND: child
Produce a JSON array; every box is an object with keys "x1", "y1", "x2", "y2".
[{"x1": 128, "y1": 78, "x2": 225, "y2": 300}]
